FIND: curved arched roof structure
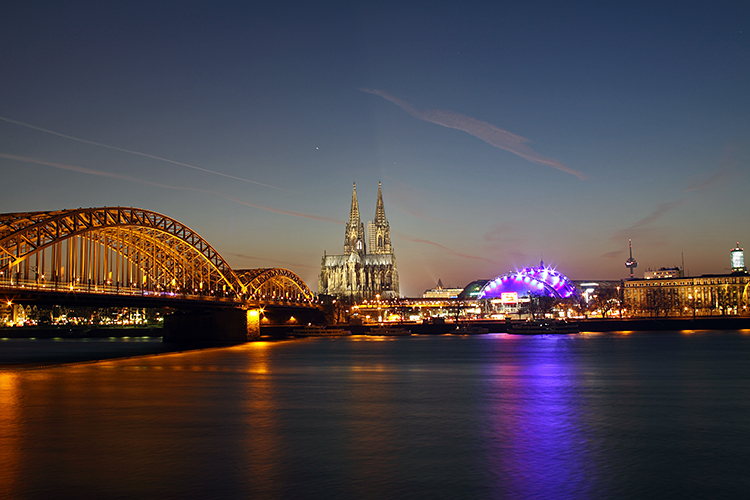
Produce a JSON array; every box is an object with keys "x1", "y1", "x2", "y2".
[
  {"x1": 477, "y1": 263, "x2": 579, "y2": 300},
  {"x1": 458, "y1": 280, "x2": 489, "y2": 300}
]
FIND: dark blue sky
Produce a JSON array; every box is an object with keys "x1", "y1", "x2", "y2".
[{"x1": 1, "y1": 1, "x2": 748, "y2": 295}]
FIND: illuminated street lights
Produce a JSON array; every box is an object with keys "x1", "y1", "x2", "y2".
[{"x1": 688, "y1": 293, "x2": 696, "y2": 320}]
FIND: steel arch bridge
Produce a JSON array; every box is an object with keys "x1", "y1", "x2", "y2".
[
  {"x1": 235, "y1": 268, "x2": 314, "y2": 302},
  {"x1": 0, "y1": 207, "x2": 313, "y2": 303}
]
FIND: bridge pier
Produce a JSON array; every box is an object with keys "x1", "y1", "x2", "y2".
[{"x1": 163, "y1": 308, "x2": 261, "y2": 343}]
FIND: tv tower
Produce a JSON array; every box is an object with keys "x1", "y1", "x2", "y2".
[{"x1": 625, "y1": 239, "x2": 638, "y2": 279}]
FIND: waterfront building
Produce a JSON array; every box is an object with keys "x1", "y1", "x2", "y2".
[
  {"x1": 477, "y1": 262, "x2": 578, "y2": 301},
  {"x1": 624, "y1": 244, "x2": 750, "y2": 317},
  {"x1": 573, "y1": 280, "x2": 622, "y2": 304},
  {"x1": 477, "y1": 262, "x2": 579, "y2": 317},
  {"x1": 644, "y1": 267, "x2": 684, "y2": 279},
  {"x1": 457, "y1": 280, "x2": 489, "y2": 300},
  {"x1": 731, "y1": 242, "x2": 746, "y2": 272},
  {"x1": 623, "y1": 273, "x2": 750, "y2": 317},
  {"x1": 318, "y1": 182, "x2": 399, "y2": 301},
  {"x1": 0, "y1": 302, "x2": 11, "y2": 326},
  {"x1": 423, "y1": 279, "x2": 464, "y2": 298}
]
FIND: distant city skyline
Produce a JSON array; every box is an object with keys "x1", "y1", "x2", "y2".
[{"x1": 1, "y1": 2, "x2": 748, "y2": 296}]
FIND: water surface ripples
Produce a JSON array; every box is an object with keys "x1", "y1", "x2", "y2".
[{"x1": 1, "y1": 331, "x2": 749, "y2": 499}]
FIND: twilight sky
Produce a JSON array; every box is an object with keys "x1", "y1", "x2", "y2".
[{"x1": 1, "y1": 1, "x2": 748, "y2": 296}]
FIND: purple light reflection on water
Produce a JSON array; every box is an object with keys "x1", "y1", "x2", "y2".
[{"x1": 479, "y1": 335, "x2": 598, "y2": 498}]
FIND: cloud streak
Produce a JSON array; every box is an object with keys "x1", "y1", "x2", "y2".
[
  {"x1": 685, "y1": 165, "x2": 733, "y2": 192},
  {"x1": 0, "y1": 153, "x2": 177, "y2": 187},
  {"x1": 0, "y1": 115, "x2": 284, "y2": 191},
  {"x1": 610, "y1": 155, "x2": 736, "y2": 248},
  {"x1": 609, "y1": 199, "x2": 686, "y2": 244},
  {"x1": 361, "y1": 89, "x2": 584, "y2": 179},
  {"x1": 628, "y1": 199, "x2": 685, "y2": 230},
  {"x1": 394, "y1": 230, "x2": 497, "y2": 263},
  {"x1": 0, "y1": 153, "x2": 341, "y2": 224}
]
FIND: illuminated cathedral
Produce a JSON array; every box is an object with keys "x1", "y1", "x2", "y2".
[{"x1": 318, "y1": 182, "x2": 399, "y2": 301}]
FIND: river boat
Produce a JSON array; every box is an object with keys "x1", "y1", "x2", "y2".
[
  {"x1": 454, "y1": 324, "x2": 490, "y2": 334},
  {"x1": 505, "y1": 319, "x2": 579, "y2": 335},
  {"x1": 367, "y1": 325, "x2": 412, "y2": 336},
  {"x1": 291, "y1": 325, "x2": 352, "y2": 337}
]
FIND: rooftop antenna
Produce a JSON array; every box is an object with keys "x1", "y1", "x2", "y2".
[
  {"x1": 681, "y1": 251, "x2": 685, "y2": 277},
  {"x1": 625, "y1": 239, "x2": 638, "y2": 279}
]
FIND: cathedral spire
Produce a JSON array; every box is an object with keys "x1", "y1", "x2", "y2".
[
  {"x1": 374, "y1": 181, "x2": 387, "y2": 225},
  {"x1": 320, "y1": 182, "x2": 399, "y2": 301},
  {"x1": 344, "y1": 182, "x2": 366, "y2": 255},
  {"x1": 349, "y1": 182, "x2": 360, "y2": 228},
  {"x1": 368, "y1": 181, "x2": 392, "y2": 255}
]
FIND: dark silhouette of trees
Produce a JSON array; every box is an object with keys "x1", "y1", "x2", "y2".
[
  {"x1": 524, "y1": 292, "x2": 555, "y2": 319},
  {"x1": 591, "y1": 285, "x2": 620, "y2": 318}
]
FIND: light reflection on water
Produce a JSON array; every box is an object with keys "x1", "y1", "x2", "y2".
[
  {"x1": 0, "y1": 372, "x2": 21, "y2": 495},
  {"x1": 1, "y1": 332, "x2": 750, "y2": 499},
  {"x1": 481, "y1": 340, "x2": 594, "y2": 498}
]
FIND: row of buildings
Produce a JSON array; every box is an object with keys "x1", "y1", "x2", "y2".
[
  {"x1": 622, "y1": 243, "x2": 748, "y2": 317},
  {"x1": 317, "y1": 183, "x2": 749, "y2": 318}
]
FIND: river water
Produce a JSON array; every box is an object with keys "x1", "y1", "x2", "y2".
[{"x1": 1, "y1": 331, "x2": 749, "y2": 499}]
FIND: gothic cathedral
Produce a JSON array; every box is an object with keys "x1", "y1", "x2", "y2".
[{"x1": 319, "y1": 182, "x2": 400, "y2": 301}]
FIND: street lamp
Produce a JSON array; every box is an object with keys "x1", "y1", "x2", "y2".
[
  {"x1": 688, "y1": 293, "x2": 696, "y2": 320},
  {"x1": 376, "y1": 294, "x2": 381, "y2": 322}
]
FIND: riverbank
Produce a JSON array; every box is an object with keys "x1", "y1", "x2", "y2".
[
  {"x1": 0, "y1": 337, "x2": 183, "y2": 369},
  {"x1": 262, "y1": 316, "x2": 750, "y2": 337},
  {"x1": 4, "y1": 317, "x2": 749, "y2": 369},
  {"x1": 5, "y1": 315, "x2": 750, "y2": 342},
  {"x1": 0, "y1": 325, "x2": 163, "y2": 339},
  {"x1": 580, "y1": 316, "x2": 750, "y2": 331},
  {"x1": 0, "y1": 326, "x2": 235, "y2": 369}
]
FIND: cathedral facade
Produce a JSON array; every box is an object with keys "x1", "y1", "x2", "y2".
[{"x1": 319, "y1": 182, "x2": 399, "y2": 301}]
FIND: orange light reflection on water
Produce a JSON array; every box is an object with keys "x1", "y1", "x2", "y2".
[
  {"x1": 237, "y1": 341, "x2": 272, "y2": 374},
  {"x1": 238, "y1": 340, "x2": 285, "y2": 496},
  {"x1": 0, "y1": 373, "x2": 20, "y2": 497}
]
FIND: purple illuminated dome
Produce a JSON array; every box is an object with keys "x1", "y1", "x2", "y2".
[{"x1": 477, "y1": 261, "x2": 579, "y2": 300}]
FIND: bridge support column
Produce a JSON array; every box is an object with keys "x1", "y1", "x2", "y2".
[
  {"x1": 163, "y1": 308, "x2": 260, "y2": 343},
  {"x1": 246, "y1": 308, "x2": 261, "y2": 340}
]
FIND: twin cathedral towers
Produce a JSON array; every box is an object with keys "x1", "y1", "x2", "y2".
[{"x1": 319, "y1": 182, "x2": 400, "y2": 301}]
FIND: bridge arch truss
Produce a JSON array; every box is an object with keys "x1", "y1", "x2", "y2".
[
  {"x1": 0, "y1": 207, "x2": 244, "y2": 296},
  {"x1": 235, "y1": 268, "x2": 314, "y2": 302}
]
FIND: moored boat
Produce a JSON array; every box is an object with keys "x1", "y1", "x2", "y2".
[
  {"x1": 454, "y1": 324, "x2": 490, "y2": 334},
  {"x1": 505, "y1": 319, "x2": 579, "y2": 334},
  {"x1": 292, "y1": 325, "x2": 352, "y2": 336},
  {"x1": 367, "y1": 325, "x2": 412, "y2": 336}
]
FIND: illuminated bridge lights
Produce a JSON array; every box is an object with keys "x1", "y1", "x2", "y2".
[
  {"x1": 0, "y1": 207, "x2": 314, "y2": 305},
  {"x1": 477, "y1": 263, "x2": 579, "y2": 300}
]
